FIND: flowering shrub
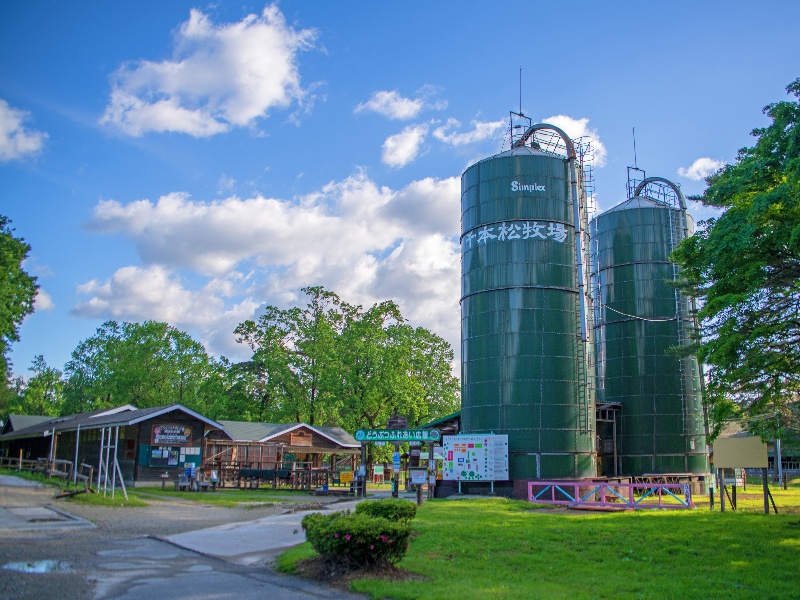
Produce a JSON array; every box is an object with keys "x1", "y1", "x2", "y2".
[
  {"x1": 355, "y1": 498, "x2": 417, "y2": 523},
  {"x1": 301, "y1": 511, "x2": 412, "y2": 567}
]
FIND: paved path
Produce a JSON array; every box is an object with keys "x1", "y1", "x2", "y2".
[
  {"x1": 0, "y1": 475, "x2": 95, "y2": 533},
  {"x1": 0, "y1": 475, "x2": 379, "y2": 599},
  {"x1": 164, "y1": 499, "x2": 362, "y2": 565}
]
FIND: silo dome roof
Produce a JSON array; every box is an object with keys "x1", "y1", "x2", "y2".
[
  {"x1": 474, "y1": 145, "x2": 557, "y2": 166},
  {"x1": 600, "y1": 195, "x2": 675, "y2": 215}
]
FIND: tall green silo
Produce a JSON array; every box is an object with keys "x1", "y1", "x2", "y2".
[
  {"x1": 460, "y1": 123, "x2": 596, "y2": 480},
  {"x1": 591, "y1": 177, "x2": 708, "y2": 475}
]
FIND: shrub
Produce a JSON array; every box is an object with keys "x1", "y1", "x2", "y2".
[
  {"x1": 302, "y1": 511, "x2": 412, "y2": 568},
  {"x1": 355, "y1": 498, "x2": 417, "y2": 523}
]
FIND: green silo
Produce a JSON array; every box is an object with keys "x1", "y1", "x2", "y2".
[
  {"x1": 591, "y1": 177, "x2": 708, "y2": 475},
  {"x1": 460, "y1": 123, "x2": 596, "y2": 480}
]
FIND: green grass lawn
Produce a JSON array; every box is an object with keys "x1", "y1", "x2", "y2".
[
  {"x1": 283, "y1": 481, "x2": 800, "y2": 600},
  {"x1": 132, "y1": 485, "x2": 315, "y2": 507}
]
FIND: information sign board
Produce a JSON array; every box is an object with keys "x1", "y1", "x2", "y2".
[
  {"x1": 442, "y1": 434, "x2": 509, "y2": 481},
  {"x1": 392, "y1": 451, "x2": 401, "y2": 471},
  {"x1": 409, "y1": 469, "x2": 428, "y2": 485},
  {"x1": 354, "y1": 429, "x2": 441, "y2": 442}
]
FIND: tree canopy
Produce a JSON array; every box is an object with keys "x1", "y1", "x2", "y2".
[
  {"x1": 62, "y1": 320, "x2": 217, "y2": 414},
  {"x1": 672, "y1": 78, "x2": 800, "y2": 440},
  {"x1": 234, "y1": 286, "x2": 460, "y2": 430},
  {"x1": 5, "y1": 355, "x2": 64, "y2": 417},
  {"x1": 0, "y1": 215, "x2": 38, "y2": 380}
]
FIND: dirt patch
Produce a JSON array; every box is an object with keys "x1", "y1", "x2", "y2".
[{"x1": 292, "y1": 556, "x2": 427, "y2": 591}]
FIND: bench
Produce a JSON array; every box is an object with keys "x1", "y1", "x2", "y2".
[
  {"x1": 314, "y1": 486, "x2": 354, "y2": 497},
  {"x1": 174, "y1": 475, "x2": 191, "y2": 491}
]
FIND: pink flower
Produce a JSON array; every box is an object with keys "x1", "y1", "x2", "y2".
[
  {"x1": 370, "y1": 545, "x2": 375, "y2": 550},
  {"x1": 345, "y1": 534, "x2": 351, "y2": 541},
  {"x1": 334, "y1": 533, "x2": 339, "y2": 538},
  {"x1": 380, "y1": 535, "x2": 388, "y2": 542}
]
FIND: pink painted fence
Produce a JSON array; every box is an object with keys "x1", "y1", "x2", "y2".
[{"x1": 528, "y1": 481, "x2": 694, "y2": 510}]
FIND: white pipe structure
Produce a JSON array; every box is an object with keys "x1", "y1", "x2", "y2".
[
  {"x1": 634, "y1": 176, "x2": 689, "y2": 239},
  {"x1": 73, "y1": 423, "x2": 80, "y2": 484},
  {"x1": 97, "y1": 427, "x2": 106, "y2": 490}
]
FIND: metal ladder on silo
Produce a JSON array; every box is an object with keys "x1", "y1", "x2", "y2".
[{"x1": 668, "y1": 207, "x2": 691, "y2": 437}]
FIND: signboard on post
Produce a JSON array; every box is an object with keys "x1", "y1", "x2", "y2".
[
  {"x1": 151, "y1": 425, "x2": 192, "y2": 447},
  {"x1": 409, "y1": 469, "x2": 428, "y2": 485},
  {"x1": 442, "y1": 434, "x2": 509, "y2": 481},
  {"x1": 354, "y1": 429, "x2": 441, "y2": 442}
]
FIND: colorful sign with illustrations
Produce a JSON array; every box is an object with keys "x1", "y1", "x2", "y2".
[
  {"x1": 442, "y1": 434, "x2": 509, "y2": 481},
  {"x1": 151, "y1": 424, "x2": 192, "y2": 446}
]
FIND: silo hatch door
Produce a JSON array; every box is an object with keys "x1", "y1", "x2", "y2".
[{"x1": 596, "y1": 403, "x2": 622, "y2": 477}]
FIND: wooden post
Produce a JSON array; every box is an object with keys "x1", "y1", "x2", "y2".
[
  {"x1": 762, "y1": 467, "x2": 769, "y2": 515},
  {"x1": 718, "y1": 468, "x2": 725, "y2": 513}
]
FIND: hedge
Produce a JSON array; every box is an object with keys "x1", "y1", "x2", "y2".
[
  {"x1": 302, "y1": 511, "x2": 412, "y2": 567},
  {"x1": 355, "y1": 498, "x2": 417, "y2": 523}
]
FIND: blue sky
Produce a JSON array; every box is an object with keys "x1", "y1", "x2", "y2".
[{"x1": 2, "y1": 1, "x2": 799, "y2": 378}]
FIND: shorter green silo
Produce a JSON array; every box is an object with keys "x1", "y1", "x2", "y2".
[{"x1": 591, "y1": 177, "x2": 708, "y2": 475}]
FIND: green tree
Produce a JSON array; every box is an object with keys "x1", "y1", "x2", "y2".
[
  {"x1": 235, "y1": 286, "x2": 460, "y2": 438},
  {"x1": 672, "y1": 78, "x2": 800, "y2": 439},
  {"x1": 198, "y1": 357, "x2": 267, "y2": 422},
  {"x1": 235, "y1": 286, "x2": 344, "y2": 424},
  {"x1": 333, "y1": 300, "x2": 405, "y2": 433},
  {"x1": 62, "y1": 320, "x2": 217, "y2": 414},
  {"x1": 0, "y1": 215, "x2": 38, "y2": 379},
  {"x1": 8, "y1": 355, "x2": 65, "y2": 416}
]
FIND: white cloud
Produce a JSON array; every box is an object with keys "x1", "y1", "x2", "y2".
[
  {"x1": 73, "y1": 265, "x2": 260, "y2": 357},
  {"x1": 355, "y1": 88, "x2": 447, "y2": 120},
  {"x1": 678, "y1": 157, "x2": 725, "y2": 181},
  {"x1": 356, "y1": 91, "x2": 423, "y2": 120},
  {"x1": 381, "y1": 124, "x2": 428, "y2": 168},
  {"x1": 33, "y1": 289, "x2": 55, "y2": 311},
  {"x1": 542, "y1": 114, "x2": 607, "y2": 167},
  {"x1": 433, "y1": 118, "x2": 506, "y2": 146},
  {"x1": 0, "y1": 99, "x2": 48, "y2": 161},
  {"x1": 100, "y1": 5, "x2": 316, "y2": 137},
  {"x1": 79, "y1": 173, "x2": 462, "y2": 361}
]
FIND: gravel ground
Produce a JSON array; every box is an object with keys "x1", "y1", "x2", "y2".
[{"x1": 0, "y1": 479, "x2": 338, "y2": 600}]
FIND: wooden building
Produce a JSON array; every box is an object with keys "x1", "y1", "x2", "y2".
[
  {"x1": 205, "y1": 421, "x2": 360, "y2": 486},
  {"x1": 0, "y1": 404, "x2": 222, "y2": 486}
]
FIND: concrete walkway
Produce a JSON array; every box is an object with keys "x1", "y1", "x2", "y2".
[
  {"x1": 0, "y1": 475, "x2": 95, "y2": 532},
  {"x1": 165, "y1": 491, "x2": 421, "y2": 566}
]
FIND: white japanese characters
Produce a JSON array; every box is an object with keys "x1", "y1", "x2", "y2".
[{"x1": 462, "y1": 221, "x2": 569, "y2": 250}]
